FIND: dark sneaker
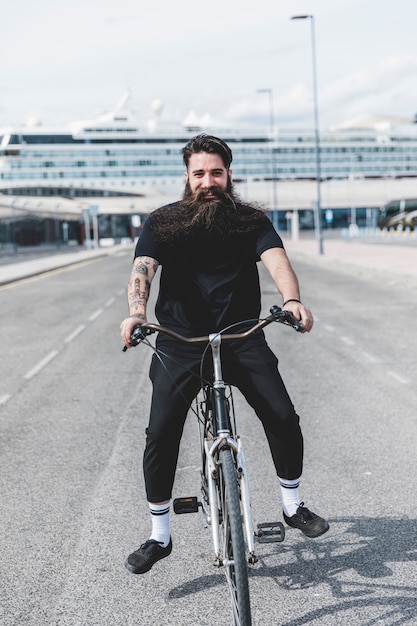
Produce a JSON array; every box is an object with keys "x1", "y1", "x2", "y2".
[
  {"x1": 283, "y1": 502, "x2": 329, "y2": 538},
  {"x1": 125, "y1": 538, "x2": 172, "y2": 574}
]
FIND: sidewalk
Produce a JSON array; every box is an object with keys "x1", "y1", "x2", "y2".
[
  {"x1": 282, "y1": 235, "x2": 417, "y2": 281},
  {"x1": 0, "y1": 243, "x2": 134, "y2": 286},
  {"x1": 0, "y1": 236, "x2": 415, "y2": 287}
]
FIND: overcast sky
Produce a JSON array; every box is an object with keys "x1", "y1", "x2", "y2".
[{"x1": 1, "y1": 0, "x2": 416, "y2": 130}]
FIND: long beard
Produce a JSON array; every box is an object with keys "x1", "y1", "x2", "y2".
[
  {"x1": 179, "y1": 181, "x2": 238, "y2": 234},
  {"x1": 150, "y1": 181, "x2": 266, "y2": 243}
]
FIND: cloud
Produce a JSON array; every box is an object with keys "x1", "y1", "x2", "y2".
[
  {"x1": 320, "y1": 56, "x2": 417, "y2": 122},
  {"x1": 323, "y1": 56, "x2": 417, "y2": 103},
  {"x1": 219, "y1": 56, "x2": 417, "y2": 129}
]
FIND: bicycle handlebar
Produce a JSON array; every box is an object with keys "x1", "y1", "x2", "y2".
[{"x1": 123, "y1": 305, "x2": 304, "y2": 351}]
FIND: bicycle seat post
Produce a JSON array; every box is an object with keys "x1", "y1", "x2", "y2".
[
  {"x1": 209, "y1": 333, "x2": 223, "y2": 385},
  {"x1": 209, "y1": 333, "x2": 230, "y2": 435}
]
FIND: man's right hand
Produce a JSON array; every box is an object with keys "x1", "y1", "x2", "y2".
[{"x1": 120, "y1": 315, "x2": 147, "y2": 349}]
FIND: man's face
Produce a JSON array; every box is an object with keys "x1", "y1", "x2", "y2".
[{"x1": 185, "y1": 152, "x2": 232, "y2": 197}]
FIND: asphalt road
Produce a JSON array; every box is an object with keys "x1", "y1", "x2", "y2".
[{"x1": 1, "y1": 249, "x2": 416, "y2": 626}]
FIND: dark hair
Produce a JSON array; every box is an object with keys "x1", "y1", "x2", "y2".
[{"x1": 182, "y1": 134, "x2": 233, "y2": 169}]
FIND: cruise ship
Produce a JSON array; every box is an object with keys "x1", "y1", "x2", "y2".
[{"x1": 1, "y1": 93, "x2": 416, "y2": 245}]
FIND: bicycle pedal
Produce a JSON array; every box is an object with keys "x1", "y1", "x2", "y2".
[
  {"x1": 256, "y1": 521, "x2": 285, "y2": 543},
  {"x1": 173, "y1": 497, "x2": 200, "y2": 514}
]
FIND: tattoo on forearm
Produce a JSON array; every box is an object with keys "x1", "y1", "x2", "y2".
[
  {"x1": 128, "y1": 279, "x2": 149, "y2": 310},
  {"x1": 136, "y1": 264, "x2": 148, "y2": 276},
  {"x1": 127, "y1": 257, "x2": 157, "y2": 314}
]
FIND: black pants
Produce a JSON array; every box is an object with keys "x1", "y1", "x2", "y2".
[{"x1": 143, "y1": 340, "x2": 304, "y2": 502}]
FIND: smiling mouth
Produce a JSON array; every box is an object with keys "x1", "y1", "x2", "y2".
[
  {"x1": 194, "y1": 186, "x2": 223, "y2": 202},
  {"x1": 202, "y1": 187, "x2": 218, "y2": 199}
]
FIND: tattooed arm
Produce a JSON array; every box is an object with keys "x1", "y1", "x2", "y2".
[
  {"x1": 120, "y1": 256, "x2": 159, "y2": 349},
  {"x1": 127, "y1": 256, "x2": 159, "y2": 321}
]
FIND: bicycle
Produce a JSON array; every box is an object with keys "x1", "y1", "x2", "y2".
[{"x1": 126, "y1": 305, "x2": 304, "y2": 626}]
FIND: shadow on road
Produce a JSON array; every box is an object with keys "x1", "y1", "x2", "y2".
[{"x1": 168, "y1": 516, "x2": 417, "y2": 624}]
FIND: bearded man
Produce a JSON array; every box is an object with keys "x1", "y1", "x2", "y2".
[{"x1": 120, "y1": 134, "x2": 329, "y2": 575}]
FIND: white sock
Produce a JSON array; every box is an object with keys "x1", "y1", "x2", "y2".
[
  {"x1": 278, "y1": 477, "x2": 301, "y2": 517},
  {"x1": 148, "y1": 502, "x2": 171, "y2": 547}
]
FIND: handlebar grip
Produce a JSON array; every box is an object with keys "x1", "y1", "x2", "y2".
[
  {"x1": 270, "y1": 304, "x2": 304, "y2": 332},
  {"x1": 293, "y1": 320, "x2": 305, "y2": 333},
  {"x1": 130, "y1": 325, "x2": 146, "y2": 344},
  {"x1": 122, "y1": 325, "x2": 155, "y2": 352},
  {"x1": 122, "y1": 325, "x2": 145, "y2": 352}
]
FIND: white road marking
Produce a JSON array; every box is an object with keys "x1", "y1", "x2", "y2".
[
  {"x1": 0, "y1": 394, "x2": 12, "y2": 406},
  {"x1": 324, "y1": 324, "x2": 335, "y2": 333},
  {"x1": 16, "y1": 294, "x2": 120, "y2": 389},
  {"x1": 341, "y1": 336, "x2": 355, "y2": 346},
  {"x1": 89, "y1": 308, "x2": 103, "y2": 321},
  {"x1": 24, "y1": 350, "x2": 59, "y2": 380},
  {"x1": 387, "y1": 371, "x2": 410, "y2": 385},
  {"x1": 65, "y1": 325, "x2": 86, "y2": 343},
  {"x1": 361, "y1": 351, "x2": 380, "y2": 364}
]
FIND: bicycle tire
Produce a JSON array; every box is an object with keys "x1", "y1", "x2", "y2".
[{"x1": 218, "y1": 447, "x2": 251, "y2": 626}]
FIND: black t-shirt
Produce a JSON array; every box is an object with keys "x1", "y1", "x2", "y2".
[{"x1": 134, "y1": 202, "x2": 283, "y2": 337}]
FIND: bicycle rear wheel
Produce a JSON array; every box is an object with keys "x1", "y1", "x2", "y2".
[{"x1": 218, "y1": 447, "x2": 251, "y2": 626}]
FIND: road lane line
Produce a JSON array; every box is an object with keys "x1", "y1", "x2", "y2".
[
  {"x1": 0, "y1": 394, "x2": 12, "y2": 406},
  {"x1": 24, "y1": 350, "x2": 59, "y2": 380},
  {"x1": 105, "y1": 297, "x2": 115, "y2": 307},
  {"x1": 387, "y1": 371, "x2": 410, "y2": 385},
  {"x1": 324, "y1": 324, "x2": 335, "y2": 333},
  {"x1": 89, "y1": 308, "x2": 103, "y2": 322},
  {"x1": 65, "y1": 325, "x2": 86, "y2": 343},
  {"x1": 341, "y1": 336, "x2": 355, "y2": 346},
  {"x1": 361, "y1": 351, "x2": 380, "y2": 364}
]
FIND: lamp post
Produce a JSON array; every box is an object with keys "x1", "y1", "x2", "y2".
[
  {"x1": 257, "y1": 88, "x2": 279, "y2": 231},
  {"x1": 291, "y1": 14, "x2": 324, "y2": 254}
]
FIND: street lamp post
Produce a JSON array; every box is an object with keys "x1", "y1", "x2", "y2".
[
  {"x1": 291, "y1": 14, "x2": 324, "y2": 255},
  {"x1": 257, "y1": 88, "x2": 279, "y2": 231}
]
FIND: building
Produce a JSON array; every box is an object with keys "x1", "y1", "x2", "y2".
[{"x1": 1, "y1": 94, "x2": 416, "y2": 246}]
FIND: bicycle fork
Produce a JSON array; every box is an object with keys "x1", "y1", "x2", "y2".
[{"x1": 204, "y1": 434, "x2": 257, "y2": 567}]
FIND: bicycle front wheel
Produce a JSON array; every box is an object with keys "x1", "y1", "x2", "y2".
[{"x1": 218, "y1": 447, "x2": 251, "y2": 626}]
